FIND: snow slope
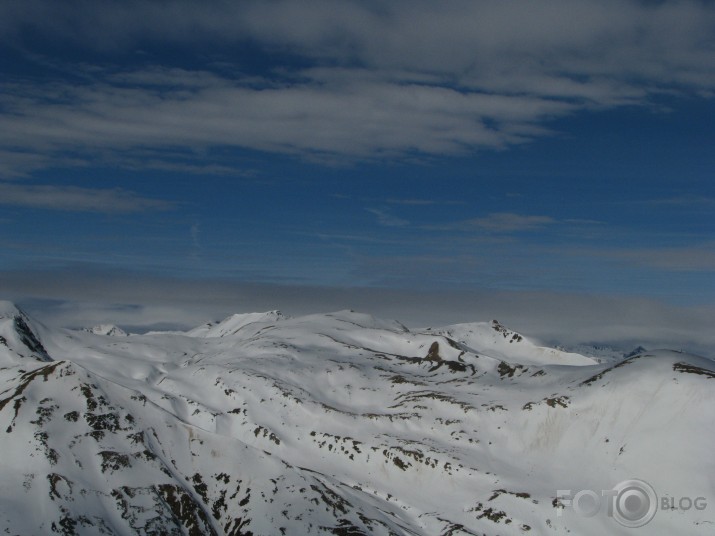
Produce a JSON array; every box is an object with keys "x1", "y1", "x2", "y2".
[{"x1": 0, "y1": 303, "x2": 713, "y2": 535}]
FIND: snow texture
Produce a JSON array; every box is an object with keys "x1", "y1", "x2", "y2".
[{"x1": 0, "y1": 303, "x2": 713, "y2": 535}]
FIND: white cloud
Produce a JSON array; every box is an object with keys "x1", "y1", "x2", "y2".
[
  {"x1": 0, "y1": 1, "x2": 714, "y2": 173},
  {"x1": 0, "y1": 71, "x2": 570, "y2": 164}
]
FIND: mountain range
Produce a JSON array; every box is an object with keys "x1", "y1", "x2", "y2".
[{"x1": 0, "y1": 300, "x2": 713, "y2": 535}]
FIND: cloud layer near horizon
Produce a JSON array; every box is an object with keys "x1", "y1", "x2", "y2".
[
  {"x1": 1, "y1": 0, "x2": 714, "y2": 176},
  {"x1": 2, "y1": 268, "x2": 714, "y2": 358}
]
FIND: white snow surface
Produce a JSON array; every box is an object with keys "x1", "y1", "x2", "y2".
[
  {"x1": 186, "y1": 310, "x2": 287, "y2": 338},
  {"x1": 0, "y1": 303, "x2": 713, "y2": 535}
]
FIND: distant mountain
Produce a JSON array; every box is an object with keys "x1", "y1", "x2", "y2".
[
  {"x1": 83, "y1": 324, "x2": 129, "y2": 337},
  {"x1": 0, "y1": 302, "x2": 712, "y2": 535}
]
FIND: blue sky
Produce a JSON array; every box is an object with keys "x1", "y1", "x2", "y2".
[{"x1": 1, "y1": 1, "x2": 714, "y2": 348}]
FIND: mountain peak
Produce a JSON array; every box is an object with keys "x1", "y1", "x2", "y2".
[
  {"x1": 187, "y1": 310, "x2": 287, "y2": 337},
  {"x1": 0, "y1": 300, "x2": 22, "y2": 318},
  {"x1": 0, "y1": 302, "x2": 52, "y2": 363}
]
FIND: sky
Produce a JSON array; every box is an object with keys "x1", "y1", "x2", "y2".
[{"x1": 1, "y1": 0, "x2": 714, "y2": 352}]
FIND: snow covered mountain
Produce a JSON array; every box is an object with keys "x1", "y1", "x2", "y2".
[
  {"x1": 0, "y1": 301, "x2": 713, "y2": 535},
  {"x1": 83, "y1": 324, "x2": 128, "y2": 337}
]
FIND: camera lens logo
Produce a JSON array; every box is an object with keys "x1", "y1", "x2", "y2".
[{"x1": 611, "y1": 479, "x2": 657, "y2": 528}]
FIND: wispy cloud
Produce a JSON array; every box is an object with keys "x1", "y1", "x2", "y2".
[
  {"x1": 386, "y1": 198, "x2": 465, "y2": 206},
  {"x1": 366, "y1": 208, "x2": 409, "y2": 228},
  {"x1": 563, "y1": 218, "x2": 603, "y2": 225},
  {"x1": 0, "y1": 182, "x2": 174, "y2": 213},
  {"x1": 428, "y1": 212, "x2": 556, "y2": 233},
  {"x1": 0, "y1": 150, "x2": 88, "y2": 179},
  {"x1": 387, "y1": 199, "x2": 437, "y2": 206},
  {"x1": 123, "y1": 158, "x2": 255, "y2": 178},
  {"x1": 465, "y1": 213, "x2": 556, "y2": 233},
  {"x1": 640, "y1": 195, "x2": 715, "y2": 208}
]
